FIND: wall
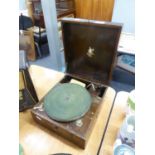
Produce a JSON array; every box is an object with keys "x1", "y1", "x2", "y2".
[
  {"x1": 19, "y1": 0, "x2": 26, "y2": 10},
  {"x1": 112, "y1": 0, "x2": 135, "y2": 34}
]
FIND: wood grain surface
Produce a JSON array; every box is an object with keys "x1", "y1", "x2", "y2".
[
  {"x1": 75, "y1": 0, "x2": 114, "y2": 21},
  {"x1": 98, "y1": 91, "x2": 129, "y2": 155},
  {"x1": 19, "y1": 65, "x2": 116, "y2": 155},
  {"x1": 19, "y1": 71, "x2": 25, "y2": 90}
]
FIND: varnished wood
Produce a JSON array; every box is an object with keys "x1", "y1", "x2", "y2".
[
  {"x1": 31, "y1": 74, "x2": 108, "y2": 149},
  {"x1": 19, "y1": 65, "x2": 116, "y2": 155},
  {"x1": 29, "y1": 0, "x2": 76, "y2": 28},
  {"x1": 56, "y1": 0, "x2": 76, "y2": 18},
  {"x1": 92, "y1": 0, "x2": 114, "y2": 21},
  {"x1": 19, "y1": 71, "x2": 25, "y2": 90},
  {"x1": 75, "y1": 0, "x2": 93, "y2": 19},
  {"x1": 98, "y1": 91, "x2": 129, "y2": 155},
  {"x1": 75, "y1": 0, "x2": 114, "y2": 21},
  {"x1": 61, "y1": 18, "x2": 122, "y2": 84},
  {"x1": 28, "y1": 65, "x2": 64, "y2": 100}
]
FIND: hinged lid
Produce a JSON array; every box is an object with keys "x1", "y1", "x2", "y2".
[{"x1": 61, "y1": 18, "x2": 122, "y2": 85}]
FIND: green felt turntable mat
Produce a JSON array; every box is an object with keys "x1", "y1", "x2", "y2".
[{"x1": 44, "y1": 83, "x2": 92, "y2": 122}]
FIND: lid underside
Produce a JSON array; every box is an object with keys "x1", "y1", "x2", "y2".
[{"x1": 61, "y1": 18, "x2": 122, "y2": 84}]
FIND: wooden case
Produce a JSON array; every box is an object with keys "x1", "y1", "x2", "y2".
[{"x1": 31, "y1": 18, "x2": 122, "y2": 149}]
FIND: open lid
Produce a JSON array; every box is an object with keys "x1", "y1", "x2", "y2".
[{"x1": 61, "y1": 18, "x2": 122, "y2": 85}]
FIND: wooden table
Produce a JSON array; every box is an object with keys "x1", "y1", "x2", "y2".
[
  {"x1": 98, "y1": 91, "x2": 129, "y2": 155},
  {"x1": 19, "y1": 65, "x2": 116, "y2": 155}
]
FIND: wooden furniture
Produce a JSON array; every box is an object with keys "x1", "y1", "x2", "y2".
[
  {"x1": 56, "y1": 0, "x2": 76, "y2": 19},
  {"x1": 19, "y1": 65, "x2": 116, "y2": 155},
  {"x1": 30, "y1": 0, "x2": 45, "y2": 28},
  {"x1": 75, "y1": 0, "x2": 114, "y2": 21},
  {"x1": 98, "y1": 91, "x2": 129, "y2": 155},
  {"x1": 30, "y1": 0, "x2": 76, "y2": 28}
]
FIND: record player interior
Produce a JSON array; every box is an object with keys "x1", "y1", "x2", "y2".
[{"x1": 60, "y1": 75, "x2": 106, "y2": 98}]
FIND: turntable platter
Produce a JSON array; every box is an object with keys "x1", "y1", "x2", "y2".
[{"x1": 44, "y1": 83, "x2": 92, "y2": 122}]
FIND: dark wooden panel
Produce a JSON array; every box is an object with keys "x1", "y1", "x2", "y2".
[{"x1": 61, "y1": 18, "x2": 122, "y2": 84}]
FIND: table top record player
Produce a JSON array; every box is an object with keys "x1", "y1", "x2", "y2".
[{"x1": 31, "y1": 18, "x2": 122, "y2": 149}]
